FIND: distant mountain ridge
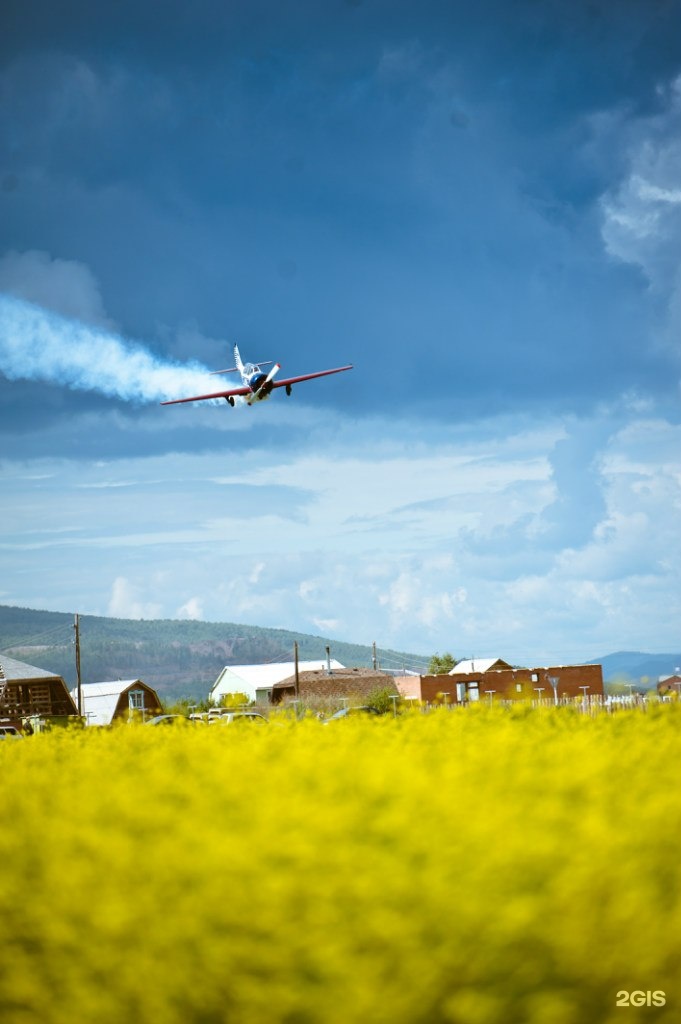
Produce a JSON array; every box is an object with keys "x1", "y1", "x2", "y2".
[
  {"x1": 1, "y1": 604, "x2": 676, "y2": 701},
  {"x1": 595, "y1": 651, "x2": 681, "y2": 685}
]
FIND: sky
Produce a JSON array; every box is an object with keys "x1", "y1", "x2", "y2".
[{"x1": 1, "y1": 0, "x2": 680, "y2": 668}]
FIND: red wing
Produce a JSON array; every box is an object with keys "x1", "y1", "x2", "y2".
[
  {"x1": 160, "y1": 364, "x2": 353, "y2": 405},
  {"x1": 160, "y1": 384, "x2": 252, "y2": 405},
  {"x1": 270, "y1": 365, "x2": 353, "y2": 389}
]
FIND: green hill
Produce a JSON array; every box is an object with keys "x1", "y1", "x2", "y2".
[{"x1": 0, "y1": 604, "x2": 429, "y2": 702}]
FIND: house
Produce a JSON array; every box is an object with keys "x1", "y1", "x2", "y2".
[
  {"x1": 0, "y1": 654, "x2": 79, "y2": 730},
  {"x1": 397, "y1": 658, "x2": 604, "y2": 704},
  {"x1": 210, "y1": 659, "x2": 345, "y2": 705},
  {"x1": 271, "y1": 666, "x2": 399, "y2": 705},
  {"x1": 71, "y1": 680, "x2": 163, "y2": 726},
  {"x1": 658, "y1": 674, "x2": 681, "y2": 698}
]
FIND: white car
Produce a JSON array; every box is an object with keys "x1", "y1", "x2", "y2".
[
  {"x1": 0, "y1": 725, "x2": 23, "y2": 739},
  {"x1": 212, "y1": 712, "x2": 267, "y2": 725}
]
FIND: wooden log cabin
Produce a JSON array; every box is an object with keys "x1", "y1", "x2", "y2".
[{"x1": 0, "y1": 655, "x2": 79, "y2": 731}]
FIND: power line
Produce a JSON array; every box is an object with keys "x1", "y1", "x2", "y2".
[{"x1": 0, "y1": 620, "x2": 74, "y2": 653}]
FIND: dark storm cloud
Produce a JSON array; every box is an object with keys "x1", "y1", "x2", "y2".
[
  {"x1": 1, "y1": 0, "x2": 680, "y2": 452},
  {"x1": 4, "y1": 0, "x2": 677, "y2": 206}
]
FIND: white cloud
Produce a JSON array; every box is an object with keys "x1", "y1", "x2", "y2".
[
  {"x1": 107, "y1": 576, "x2": 162, "y2": 620},
  {"x1": 602, "y1": 166, "x2": 681, "y2": 277},
  {"x1": 635, "y1": 178, "x2": 681, "y2": 206},
  {"x1": 176, "y1": 597, "x2": 204, "y2": 620},
  {"x1": 248, "y1": 563, "x2": 266, "y2": 585},
  {"x1": 600, "y1": 76, "x2": 681, "y2": 345},
  {"x1": 2, "y1": 408, "x2": 679, "y2": 664},
  {"x1": 313, "y1": 617, "x2": 340, "y2": 633},
  {"x1": 378, "y1": 569, "x2": 467, "y2": 631}
]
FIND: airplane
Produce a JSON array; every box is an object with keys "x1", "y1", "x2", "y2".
[{"x1": 161, "y1": 344, "x2": 353, "y2": 407}]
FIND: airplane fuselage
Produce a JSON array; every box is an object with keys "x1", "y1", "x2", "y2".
[{"x1": 244, "y1": 368, "x2": 272, "y2": 403}]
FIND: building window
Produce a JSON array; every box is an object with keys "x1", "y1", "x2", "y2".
[{"x1": 128, "y1": 689, "x2": 145, "y2": 710}]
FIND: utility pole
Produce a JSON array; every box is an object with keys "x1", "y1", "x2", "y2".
[
  {"x1": 74, "y1": 613, "x2": 82, "y2": 717},
  {"x1": 372, "y1": 641, "x2": 377, "y2": 671},
  {"x1": 294, "y1": 641, "x2": 299, "y2": 699}
]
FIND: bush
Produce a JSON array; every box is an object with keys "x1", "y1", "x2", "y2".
[{"x1": 366, "y1": 685, "x2": 400, "y2": 714}]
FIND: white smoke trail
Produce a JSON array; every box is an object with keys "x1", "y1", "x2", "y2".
[{"x1": 0, "y1": 293, "x2": 220, "y2": 403}]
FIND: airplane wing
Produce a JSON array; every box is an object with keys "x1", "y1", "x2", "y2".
[
  {"x1": 160, "y1": 364, "x2": 353, "y2": 406},
  {"x1": 269, "y1": 365, "x2": 353, "y2": 389},
  {"x1": 160, "y1": 384, "x2": 252, "y2": 405}
]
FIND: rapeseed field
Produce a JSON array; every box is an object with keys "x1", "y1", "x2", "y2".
[{"x1": 1, "y1": 705, "x2": 680, "y2": 1023}]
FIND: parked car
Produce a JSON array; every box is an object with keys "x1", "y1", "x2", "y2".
[
  {"x1": 0, "y1": 725, "x2": 23, "y2": 738},
  {"x1": 324, "y1": 706, "x2": 381, "y2": 722},
  {"x1": 145, "y1": 715, "x2": 195, "y2": 726},
  {"x1": 212, "y1": 711, "x2": 267, "y2": 725}
]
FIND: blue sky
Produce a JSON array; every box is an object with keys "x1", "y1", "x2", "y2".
[{"x1": 1, "y1": 0, "x2": 680, "y2": 666}]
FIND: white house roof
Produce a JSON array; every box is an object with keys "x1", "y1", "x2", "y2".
[
  {"x1": 210, "y1": 660, "x2": 345, "y2": 703},
  {"x1": 448, "y1": 658, "x2": 510, "y2": 675},
  {"x1": 69, "y1": 680, "x2": 148, "y2": 727}
]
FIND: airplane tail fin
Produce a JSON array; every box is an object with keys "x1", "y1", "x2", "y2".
[{"x1": 234, "y1": 343, "x2": 245, "y2": 376}]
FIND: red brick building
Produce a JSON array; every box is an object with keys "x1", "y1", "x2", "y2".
[
  {"x1": 397, "y1": 659, "x2": 604, "y2": 704},
  {"x1": 658, "y1": 674, "x2": 681, "y2": 698}
]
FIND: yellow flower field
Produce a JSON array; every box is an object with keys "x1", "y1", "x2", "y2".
[{"x1": 1, "y1": 705, "x2": 680, "y2": 1023}]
